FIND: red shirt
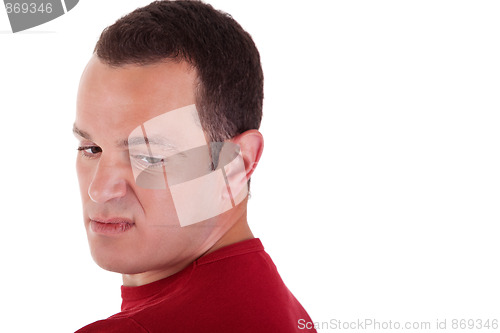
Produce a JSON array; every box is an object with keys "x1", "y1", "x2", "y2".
[{"x1": 76, "y1": 238, "x2": 316, "y2": 332}]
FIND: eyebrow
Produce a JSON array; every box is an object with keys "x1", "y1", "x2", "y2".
[
  {"x1": 73, "y1": 124, "x2": 179, "y2": 150},
  {"x1": 73, "y1": 124, "x2": 91, "y2": 141},
  {"x1": 126, "y1": 136, "x2": 179, "y2": 151}
]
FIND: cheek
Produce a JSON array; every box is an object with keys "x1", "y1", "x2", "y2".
[
  {"x1": 76, "y1": 159, "x2": 93, "y2": 198},
  {"x1": 136, "y1": 187, "x2": 180, "y2": 226}
]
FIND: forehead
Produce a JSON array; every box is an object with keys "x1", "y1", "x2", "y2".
[{"x1": 76, "y1": 56, "x2": 198, "y2": 136}]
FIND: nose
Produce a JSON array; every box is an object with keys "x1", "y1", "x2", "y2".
[{"x1": 88, "y1": 159, "x2": 128, "y2": 203}]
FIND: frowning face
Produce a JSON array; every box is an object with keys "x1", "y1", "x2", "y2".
[{"x1": 74, "y1": 56, "x2": 246, "y2": 283}]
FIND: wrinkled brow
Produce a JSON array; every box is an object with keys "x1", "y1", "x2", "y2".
[
  {"x1": 74, "y1": 124, "x2": 180, "y2": 151},
  {"x1": 73, "y1": 125, "x2": 91, "y2": 141},
  {"x1": 126, "y1": 136, "x2": 178, "y2": 150}
]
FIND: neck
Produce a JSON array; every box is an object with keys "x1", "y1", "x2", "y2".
[
  {"x1": 122, "y1": 199, "x2": 254, "y2": 287},
  {"x1": 202, "y1": 204, "x2": 254, "y2": 257}
]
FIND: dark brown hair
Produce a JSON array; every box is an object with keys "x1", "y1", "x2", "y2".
[{"x1": 94, "y1": 0, "x2": 263, "y2": 143}]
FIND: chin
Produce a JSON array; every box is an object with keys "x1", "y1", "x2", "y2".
[
  {"x1": 93, "y1": 256, "x2": 148, "y2": 275},
  {"x1": 89, "y1": 245, "x2": 141, "y2": 274}
]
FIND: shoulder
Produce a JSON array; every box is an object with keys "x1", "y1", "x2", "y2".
[
  {"x1": 75, "y1": 317, "x2": 148, "y2": 333},
  {"x1": 174, "y1": 242, "x2": 314, "y2": 332}
]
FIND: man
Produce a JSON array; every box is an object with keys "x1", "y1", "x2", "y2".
[{"x1": 74, "y1": 1, "x2": 316, "y2": 332}]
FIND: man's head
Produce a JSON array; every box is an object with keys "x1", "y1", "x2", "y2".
[
  {"x1": 94, "y1": 0, "x2": 263, "y2": 143},
  {"x1": 74, "y1": 0, "x2": 264, "y2": 286}
]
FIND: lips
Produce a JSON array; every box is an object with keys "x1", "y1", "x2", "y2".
[{"x1": 89, "y1": 217, "x2": 135, "y2": 235}]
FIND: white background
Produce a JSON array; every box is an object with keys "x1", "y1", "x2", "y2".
[{"x1": 1, "y1": 1, "x2": 499, "y2": 332}]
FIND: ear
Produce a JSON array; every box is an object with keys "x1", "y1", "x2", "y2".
[{"x1": 230, "y1": 129, "x2": 264, "y2": 180}]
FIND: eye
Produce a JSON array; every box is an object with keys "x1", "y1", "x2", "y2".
[
  {"x1": 77, "y1": 145, "x2": 102, "y2": 158},
  {"x1": 133, "y1": 155, "x2": 165, "y2": 168}
]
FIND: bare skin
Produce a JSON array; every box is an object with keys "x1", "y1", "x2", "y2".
[
  {"x1": 75, "y1": 56, "x2": 263, "y2": 287},
  {"x1": 122, "y1": 198, "x2": 255, "y2": 286}
]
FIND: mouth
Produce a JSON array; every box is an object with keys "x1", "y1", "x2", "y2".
[{"x1": 89, "y1": 217, "x2": 135, "y2": 235}]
